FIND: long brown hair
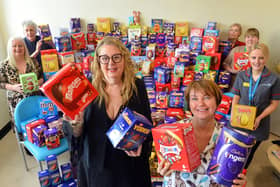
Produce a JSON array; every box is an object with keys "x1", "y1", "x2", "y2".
[{"x1": 91, "y1": 36, "x2": 137, "y2": 107}]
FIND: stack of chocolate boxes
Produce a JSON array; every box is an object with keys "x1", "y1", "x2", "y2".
[
  {"x1": 24, "y1": 98, "x2": 63, "y2": 149},
  {"x1": 38, "y1": 155, "x2": 76, "y2": 187}
]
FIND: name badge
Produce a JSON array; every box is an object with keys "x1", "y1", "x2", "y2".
[{"x1": 243, "y1": 82, "x2": 249, "y2": 87}]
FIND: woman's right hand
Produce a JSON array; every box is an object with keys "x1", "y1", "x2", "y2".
[
  {"x1": 157, "y1": 159, "x2": 174, "y2": 176},
  {"x1": 7, "y1": 84, "x2": 23, "y2": 93},
  {"x1": 63, "y1": 112, "x2": 84, "y2": 137}
]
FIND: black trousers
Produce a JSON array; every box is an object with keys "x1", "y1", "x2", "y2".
[{"x1": 244, "y1": 140, "x2": 261, "y2": 169}]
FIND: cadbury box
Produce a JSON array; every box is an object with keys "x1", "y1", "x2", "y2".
[
  {"x1": 26, "y1": 119, "x2": 46, "y2": 143},
  {"x1": 231, "y1": 104, "x2": 257, "y2": 130},
  {"x1": 19, "y1": 72, "x2": 39, "y2": 93},
  {"x1": 38, "y1": 170, "x2": 51, "y2": 187},
  {"x1": 152, "y1": 123, "x2": 201, "y2": 172},
  {"x1": 40, "y1": 63, "x2": 98, "y2": 120},
  {"x1": 106, "y1": 107, "x2": 153, "y2": 151}
]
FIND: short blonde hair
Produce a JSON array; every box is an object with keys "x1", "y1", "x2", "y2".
[
  {"x1": 92, "y1": 36, "x2": 137, "y2": 107},
  {"x1": 249, "y1": 43, "x2": 270, "y2": 60},
  {"x1": 245, "y1": 28, "x2": 259, "y2": 39},
  {"x1": 6, "y1": 36, "x2": 34, "y2": 69},
  {"x1": 184, "y1": 80, "x2": 222, "y2": 109}
]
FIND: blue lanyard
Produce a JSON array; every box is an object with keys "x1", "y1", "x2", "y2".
[{"x1": 249, "y1": 70, "x2": 262, "y2": 105}]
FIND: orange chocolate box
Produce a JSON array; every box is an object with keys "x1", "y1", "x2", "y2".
[
  {"x1": 152, "y1": 123, "x2": 201, "y2": 172},
  {"x1": 40, "y1": 63, "x2": 98, "y2": 119}
]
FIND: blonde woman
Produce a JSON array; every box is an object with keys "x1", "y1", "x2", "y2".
[
  {"x1": 231, "y1": 43, "x2": 280, "y2": 170},
  {"x1": 64, "y1": 36, "x2": 152, "y2": 187},
  {"x1": 0, "y1": 37, "x2": 43, "y2": 127}
]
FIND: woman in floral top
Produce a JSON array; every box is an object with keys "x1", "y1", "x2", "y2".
[
  {"x1": 157, "y1": 80, "x2": 246, "y2": 187},
  {"x1": 0, "y1": 36, "x2": 43, "y2": 127}
]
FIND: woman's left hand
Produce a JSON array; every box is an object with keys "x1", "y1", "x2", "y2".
[
  {"x1": 231, "y1": 173, "x2": 246, "y2": 187},
  {"x1": 253, "y1": 116, "x2": 261, "y2": 130},
  {"x1": 125, "y1": 144, "x2": 142, "y2": 157}
]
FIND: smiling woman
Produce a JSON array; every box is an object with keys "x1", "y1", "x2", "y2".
[{"x1": 0, "y1": 36, "x2": 43, "y2": 129}]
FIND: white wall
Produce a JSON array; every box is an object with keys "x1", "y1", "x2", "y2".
[{"x1": 1, "y1": 0, "x2": 280, "y2": 134}]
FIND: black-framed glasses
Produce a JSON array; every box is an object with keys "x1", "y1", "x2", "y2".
[{"x1": 98, "y1": 53, "x2": 123, "y2": 64}]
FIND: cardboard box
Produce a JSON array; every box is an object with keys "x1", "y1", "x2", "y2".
[
  {"x1": 26, "y1": 119, "x2": 46, "y2": 143},
  {"x1": 41, "y1": 49, "x2": 60, "y2": 73},
  {"x1": 233, "y1": 52, "x2": 250, "y2": 71},
  {"x1": 40, "y1": 63, "x2": 98, "y2": 120},
  {"x1": 152, "y1": 123, "x2": 201, "y2": 172},
  {"x1": 106, "y1": 107, "x2": 153, "y2": 151},
  {"x1": 19, "y1": 72, "x2": 39, "y2": 93},
  {"x1": 231, "y1": 104, "x2": 257, "y2": 130}
]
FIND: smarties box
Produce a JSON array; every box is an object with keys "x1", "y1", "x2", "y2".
[
  {"x1": 106, "y1": 107, "x2": 153, "y2": 151},
  {"x1": 152, "y1": 123, "x2": 201, "y2": 172}
]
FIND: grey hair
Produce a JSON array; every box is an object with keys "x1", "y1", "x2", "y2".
[{"x1": 22, "y1": 20, "x2": 38, "y2": 32}]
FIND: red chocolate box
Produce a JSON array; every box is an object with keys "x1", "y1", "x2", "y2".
[
  {"x1": 40, "y1": 63, "x2": 98, "y2": 119},
  {"x1": 152, "y1": 123, "x2": 201, "y2": 172}
]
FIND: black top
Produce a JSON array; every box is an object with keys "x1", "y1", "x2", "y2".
[
  {"x1": 78, "y1": 78, "x2": 152, "y2": 187},
  {"x1": 24, "y1": 36, "x2": 54, "y2": 66}
]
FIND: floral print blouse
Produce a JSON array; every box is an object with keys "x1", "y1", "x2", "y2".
[
  {"x1": 163, "y1": 118, "x2": 224, "y2": 187},
  {"x1": 0, "y1": 59, "x2": 42, "y2": 119}
]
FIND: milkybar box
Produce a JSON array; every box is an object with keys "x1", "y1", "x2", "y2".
[
  {"x1": 106, "y1": 107, "x2": 153, "y2": 151},
  {"x1": 40, "y1": 63, "x2": 98, "y2": 119},
  {"x1": 231, "y1": 104, "x2": 257, "y2": 130},
  {"x1": 19, "y1": 72, "x2": 39, "y2": 93},
  {"x1": 41, "y1": 49, "x2": 60, "y2": 73},
  {"x1": 152, "y1": 123, "x2": 201, "y2": 172}
]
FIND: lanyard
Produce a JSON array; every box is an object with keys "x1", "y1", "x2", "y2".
[{"x1": 249, "y1": 70, "x2": 262, "y2": 105}]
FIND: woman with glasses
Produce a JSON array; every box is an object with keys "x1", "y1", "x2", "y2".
[{"x1": 64, "y1": 36, "x2": 152, "y2": 187}]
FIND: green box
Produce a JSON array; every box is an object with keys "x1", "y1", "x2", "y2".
[
  {"x1": 19, "y1": 72, "x2": 39, "y2": 93},
  {"x1": 195, "y1": 55, "x2": 211, "y2": 73}
]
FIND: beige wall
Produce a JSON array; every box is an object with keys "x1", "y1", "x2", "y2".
[{"x1": 1, "y1": 0, "x2": 280, "y2": 134}]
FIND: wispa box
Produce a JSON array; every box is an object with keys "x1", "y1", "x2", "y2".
[
  {"x1": 231, "y1": 104, "x2": 257, "y2": 130},
  {"x1": 19, "y1": 72, "x2": 39, "y2": 93},
  {"x1": 152, "y1": 123, "x2": 201, "y2": 172},
  {"x1": 106, "y1": 107, "x2": 153, "y2": 151},
  {"x1": 60, "y1": 163, "x2": 74, "y2": 183},
  {"x1": 40, "y1": 63, "x2": 99, "y2": 120},
  {"x1": 38, "y1": 170, "x2": 51, "y2": 187},
  {"x1": 26, "y1": 119, "x2": 46, "y2": 143},
  {"x1": 46, "y1": 154, "x2": 59, "y2": 173},
  {"x1": 32, "y1": 124, "x2": 48, "y2": 147}
]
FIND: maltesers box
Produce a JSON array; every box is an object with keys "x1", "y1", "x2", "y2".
[
  {"x1": 19, "y1": 72, "x2": 39, "y2": 93},
  {"x1": 106, "y1": 107, "x2": 153, "y2": 151},
  {"x1": 40, "y1": 63, "x2": 98, "y2": 120},
  {"x1": 231, "y1": 104, "x2": 257, "y2": 130},
  {"x1": 26, "y1": 119, "x2": 46, "y2": 143},
  {"x1": 152, "y1": 123, "x2": 201, "y2": 172},
  {"x1": 233, "y1": 52, "x2": 250, "y2": 71}
]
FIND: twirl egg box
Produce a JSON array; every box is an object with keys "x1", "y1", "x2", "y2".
[
  {"x1": 106, "y1": 107, "x2": 153, "y2": 151},
  {"x1": 60, "y1": 163, "x2": 74, "y2": 183},
  {"x1": 19, "y1": 72, "x2": 39, "y2": 93},
  {"x1": 152, "y1": 123, "x2": 201, "y2": 172},
  {"x1": 40, "y1": 63, "x2": 98, "y2": 120},
  {"x1": 38, "y1": 170, "x2": 51, "y2": 187},
  {"x1": 231, "y1": 104, "x2": 257, "y2": 130},
  {"x1": 46, "y1": 154, "x2": 59, "y2": 173}
]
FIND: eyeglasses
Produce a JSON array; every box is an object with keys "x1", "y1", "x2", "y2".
[{"x1": 98, "y1": 53, "x2": 123, "y2": 64}]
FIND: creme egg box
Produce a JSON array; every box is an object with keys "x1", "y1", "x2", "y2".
[{"x1": 106, "y1": 107, "x2": 152, "y2": 151}]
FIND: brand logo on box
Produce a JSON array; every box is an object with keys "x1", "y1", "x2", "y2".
[{"x1": 65, "y1": 77, "x2": 82, "y2": 101}]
